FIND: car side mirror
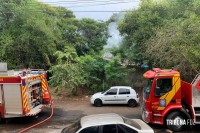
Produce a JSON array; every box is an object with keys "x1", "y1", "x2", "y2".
[{"x1": 155, "y1": 87, "x2": 160, "y2": 97}]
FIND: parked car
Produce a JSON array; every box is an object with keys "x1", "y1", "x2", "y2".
[
  {"x1": 61, "y1": 113, "x2": 154, "y2": 133},
  {"x1": 90, "y1": 86, "x2": 139, "y2": 107}
]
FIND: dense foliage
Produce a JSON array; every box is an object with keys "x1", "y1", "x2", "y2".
[
  {"x1": 118, "y1": 0, "x2": 200, "y2": 81},
  {"x1": 0, "y1": 0, "x2": 134, "y2": 95},
  {"x1": 1, "y1": 0, "x2": 199, "y2": 95}
]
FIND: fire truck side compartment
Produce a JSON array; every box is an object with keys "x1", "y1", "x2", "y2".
[
  {"x1": 3, "y1": 84, "x2": 23, "y2": 118},
  {"x1": 0, "y1": 85, "x2": 4, "y2": 117},
  {"x1": 0, "y1": 85, "x2": 2, "y2": 104}
]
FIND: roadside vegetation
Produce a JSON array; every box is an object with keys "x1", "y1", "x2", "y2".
[
  {"x1": 0, "y1": 0, "x2": 199, "y2": 95},
  {"x1": 0, "y1": 0, "x2": 134, "y2": 95},
  {"x1": 117, "y1": 0, "x2": 200, "y2": 81}
]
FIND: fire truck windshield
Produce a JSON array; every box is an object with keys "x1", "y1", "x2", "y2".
[{"x1": 143, "y1": 79, "x2": 153, "y2": 99}]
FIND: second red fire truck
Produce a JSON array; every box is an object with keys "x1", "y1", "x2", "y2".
[{"x1": 142, "y1": 68, "x2": 200, "y2": 132}]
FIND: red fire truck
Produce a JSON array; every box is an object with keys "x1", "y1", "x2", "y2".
[
  {"x1": 142, "y1": 68, "x2": 200, "y2": 132},
  {"x1": 0, "y1": 63, "x2": 51, "y2": 122}
]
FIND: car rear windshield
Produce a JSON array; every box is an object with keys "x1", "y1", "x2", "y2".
[
  {"x1": 62, "y1": 120, "x2": 81, "y2": 133},
  {"x1": 122, "y1": 117, "x2": 141, "y2": 130}
]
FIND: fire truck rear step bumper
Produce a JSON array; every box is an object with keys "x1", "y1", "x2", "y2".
[
  {"x1": 25, "y1": 104, "x2": 44, "y2": 116},
  {"x1": 153, "y1": 121, "x2": 162, "y2": 124}
]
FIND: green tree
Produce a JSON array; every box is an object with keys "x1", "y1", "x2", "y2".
[
  {"x1": 49, "y1": 46, "x2": 85, "y2": 95},
  {"x1": 0, "y1": 0, "x2": 60, "y2": 69},
  {"x1": 146, "y1": 16, "x2": 200, "y2": 80},
  {"x1": 78, "y1": 54, "x2": 107, "y2": 92},
  {"x1": 76, "y1": 18, "x2": 108, "y2": 55},
  {"x1": 117, "y1": 0, "x2": 200, "y2": 80},
  {"x1": 105, "y1": 55, "x2": 134, "y2": 86},
  {"x1": 118, "y1": 0, "x2": 167, "y2": 64}
]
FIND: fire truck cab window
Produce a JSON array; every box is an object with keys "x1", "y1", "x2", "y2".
[{"x1": 156, "y1": 78, "x2": 172, "y2": 96}]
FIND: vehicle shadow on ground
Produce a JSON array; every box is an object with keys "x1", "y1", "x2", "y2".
[
  {"x1": 0, "y1": 107, "x2": 85, "y2": 133},
  {"x1": 51, "y1": 108, "x2": 85, "y2": 124}
]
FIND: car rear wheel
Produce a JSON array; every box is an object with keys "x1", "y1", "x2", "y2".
[
  {"x1": 128, "y1": 99, "x2": 137, "y2": 107},
  {"x1": 94, "y1": 99, "x2": 102, "y2": 107}
]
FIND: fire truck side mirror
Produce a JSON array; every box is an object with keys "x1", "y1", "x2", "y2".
[{"x1": 155, "y1": 86, "x2": 161, "y2": 97}]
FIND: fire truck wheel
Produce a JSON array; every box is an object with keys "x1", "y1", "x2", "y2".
[
  {"x1": 166, "y1": 111, "x2": 185, "y2": 132},
  {"x1": 128, "y1": 99, "x2": 137, "y2": 107},
  {"x1": 94, "y1": 99, "x2": 102, "y2": 107},
  {"x1": 0, "y1": 113, "x2": 5, "y2": 124}
]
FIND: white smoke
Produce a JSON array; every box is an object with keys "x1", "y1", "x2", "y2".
[
  {"x1": 105, "y1": 12, "x2": 125, "y2": 49},
  {"x1": 105, "y1": 22, "x2": 122, "y2": 48}
]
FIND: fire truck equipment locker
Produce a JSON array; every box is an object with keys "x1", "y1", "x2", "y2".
[{"x1": 3, "y1": 84, "x2": 23, "y2": 117}]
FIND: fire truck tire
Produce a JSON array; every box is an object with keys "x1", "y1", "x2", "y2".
[
  {"x1": 0, "y1": 113, "x2": 5, "y2": 124},
  {"x1": 94, "y1": 99, "x2": 102, "y2": 107},
  {"x1": 128, "y1": 99, "x2": 137, "y2": 107},
  {"x1": 166, "y1": 111, "x2": 185, "y2": 132}
]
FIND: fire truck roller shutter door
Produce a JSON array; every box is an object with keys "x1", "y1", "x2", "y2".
[
  {"x1": 3, "y1": 84, "x2": 23, "y2": 117},
  {"x1": 0, "y1": 85, "x2": 2, "y2": 104}
]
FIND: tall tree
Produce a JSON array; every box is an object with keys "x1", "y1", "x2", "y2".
[
  {"x1": 49, "y1": 46, "x2": 85, "y2": 95},
  {"x1": 76, "y1": 18, "x2": 108, "y2": 55},
  {"x1": 118, "y1": 0, "x2": 200, "y2": 80}
]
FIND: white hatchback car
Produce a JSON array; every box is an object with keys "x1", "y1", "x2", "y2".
[
  {"x1": 90, "y1": 86, "x2": 139, "y2": 107},
  {"x1": 61, "y1": 113, "x2": 154, "y2": 133}
]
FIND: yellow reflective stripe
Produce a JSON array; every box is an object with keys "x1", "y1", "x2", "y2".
[
  {"x1": 40, "y1": 74, "x2": 46, "y2": 96},
  {"x1": 22, "y1": 85, "x2": 28, "y2": 111},
  {"x1": 42, "y1": 82, "x2": 47, "y2": 88}
]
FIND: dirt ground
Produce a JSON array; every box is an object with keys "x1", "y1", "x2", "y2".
[{"x1": 0, "y1": 92, "x2": 200, "y2": 133}]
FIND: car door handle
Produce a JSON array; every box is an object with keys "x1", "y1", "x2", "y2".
[
  {"x1": 114, "y1": 96, "x2": 116, "y2": 97},
  {"x1": 127, "y1": 96, "x2": 129, "y2": 97}
]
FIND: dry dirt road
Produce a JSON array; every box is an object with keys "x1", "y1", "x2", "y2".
[{"x1": 0, "y1": 94, "x2": 199, "y2": 133}]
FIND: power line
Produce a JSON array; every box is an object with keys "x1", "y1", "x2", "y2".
[
  {"x1": 6, "y1": 8, "x2": 198, "y2": 14},
  {"x1": 73, "y1": 11, "x2": 130, "y2": 12},
  {"x1": 1, "y1": 1, "x2": 139, "y2": 10},
  {"x1": 62, "y1": 1, "x2": 137, "y2": 8},
  {"x1": 35, "y1": 0, "x2": 140, "y2": 5},
  {"x1": 39, "y1": 0, "x2": 131, "y2": 2},
  {"x1": 1, "y1": 10, "x2": 132, "y2": 13},
  {"x1": 27, "y1": 0, "x2": 139, "y2": 8},
  {"x1": 23, "y1": 0, "x2": 139, "y2": 6}
]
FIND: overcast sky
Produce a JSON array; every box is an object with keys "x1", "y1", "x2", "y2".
[{"x1": 39, "y1": 0, "x2": 140, "y2": 21}]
